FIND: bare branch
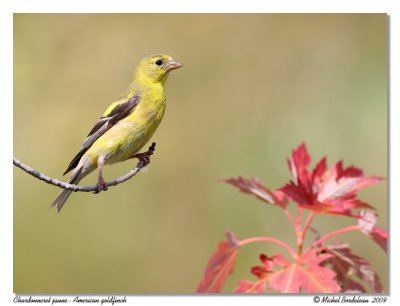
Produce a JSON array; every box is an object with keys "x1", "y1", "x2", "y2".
[{"x1": 13, "y1": 142, "x2": 156, "y2": 193}]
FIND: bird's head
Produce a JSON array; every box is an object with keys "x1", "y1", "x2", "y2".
[{"x1": 135, "y1": 54, "x2": 183, "y2": 85}]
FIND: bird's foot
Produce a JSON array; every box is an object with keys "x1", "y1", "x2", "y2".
[
  {"x1": 133, "y1": 152, "x2": 150, "y2": 165},
  {"x1": 132, "y1": 142, "x2": 156, "y2": 166},
  {"x1": 93, "y1": 177, "x2": 108, "y2": 194}
]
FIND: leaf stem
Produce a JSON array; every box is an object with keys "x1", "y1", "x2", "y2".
[
  {"x1": 297, "y1": 211, "x2": 315, "y2": 256},
  {"x1": 303, "y1": 225, "x2": 360, "y2": 255},
  {"x1": 239, "y1": 236, "x2": 298, "y2": 259},
  {"x1": 301, "y1": 212, "x2": 315, "y2": 244},
  {"x1": 303, "y1": 212, "x2": 315, "y2": 236},
  {"x1": 295, "y1": 206, "x2": 303, "y2": 255},
  {"x1": 297, "y1": 208, "x2": 314, "y2": 256},
  {"x1": 297, "y1": 207, "x2": 303, "y2": 227},
  {"x1": 284, "y1": 208, "x2": 297, "y2": 228}
]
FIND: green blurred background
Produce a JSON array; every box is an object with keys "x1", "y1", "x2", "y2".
[{"x1": 13, "y1": 14, "x2": 387, "y2": 293}]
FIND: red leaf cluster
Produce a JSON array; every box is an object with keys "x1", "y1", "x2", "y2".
[
  {"x1": 224, "y1": 143, "x2": 382, "y2": 217},
  {"x1": 280, "y1": 143, "x2": 383, "y2": 216},
  {"x1": 197, "y1": 143, "x2": 386, "y2": 294}
]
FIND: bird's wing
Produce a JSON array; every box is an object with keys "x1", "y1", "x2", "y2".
[{"x1": 63, "y1": 94, "x2": 141, "y2": 175}]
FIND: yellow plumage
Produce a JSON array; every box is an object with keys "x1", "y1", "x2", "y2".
[{"x1": 50, "y1": 54, "x2": 182, "y2": 212}]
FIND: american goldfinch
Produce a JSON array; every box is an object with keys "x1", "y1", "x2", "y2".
[{"x1": 50, "y1": 54, "x2": 182, "y2": 212}]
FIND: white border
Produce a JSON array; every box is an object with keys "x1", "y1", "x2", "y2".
[
  {"x1": 4, "y1": 0, "x2": 398, "y2": 13},
  {"x1": 2, "y1": 1, "x2": 399, "y2": 306}
]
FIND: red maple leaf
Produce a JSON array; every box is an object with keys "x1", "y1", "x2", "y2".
[
  {"x1": 223, "y1": 176, "x2": 288, "y2": 209},
  {"x1": 196, "y1": 230, "x2": 240, "y2": 293},
  {"x1": 237, "y1": 251, "x2": 340, "y2": 293},
  {"x1": 268, "y1": 252, "x2": 340, "y2": 293},
  {"x1": 321, "y1": 242, "x2": 384, "y2": 293},
  {"x1": 280, "y1": 143, "x2": 383, "y2": 217}
]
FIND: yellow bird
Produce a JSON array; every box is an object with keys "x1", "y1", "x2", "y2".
[{"x1": 50, "y1": 54, "x2": 182, "y2": 212}]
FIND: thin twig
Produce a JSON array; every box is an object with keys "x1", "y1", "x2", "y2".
[{"x1": 13, "y1": 142, "x2": 156, "y2": 193}]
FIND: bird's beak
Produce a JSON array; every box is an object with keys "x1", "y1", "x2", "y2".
[{"x1": 166, "y1": 59, "x2": 183, "y2": 71}]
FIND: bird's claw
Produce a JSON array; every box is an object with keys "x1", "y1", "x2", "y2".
[
  {"x1": 93, "y1": 179, "x2": 108, "y2": 194},
  {"x1": 128, "y1": 143, "x2": 156, "y2": 166},
  {"x1": 136, "y1": 153, "x2": 151, "y2": 165}
]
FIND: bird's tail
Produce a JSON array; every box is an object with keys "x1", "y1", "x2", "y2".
[{"x1": 49, "y1": 166, "x2": 84, "y2": 213}]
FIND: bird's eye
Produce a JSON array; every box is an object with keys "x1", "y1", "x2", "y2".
[{"x1": 155, "y1": 59, "x2": 163, "y2": 66}]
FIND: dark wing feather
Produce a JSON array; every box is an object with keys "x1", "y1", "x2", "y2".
[{"x1": 63, "y1": 94, "x2": 141, "y2": 175}]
